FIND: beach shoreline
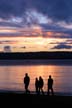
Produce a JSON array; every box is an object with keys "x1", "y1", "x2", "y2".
[
  {"x1": 0, "y1": 88, "x2": 71, "y2": 108},
  {"x1": 0, "y1": 90, "x2": 72, "y2": 107},
  {"x1": 0, "y1": 89, "x2": 72, "y2": 96}
]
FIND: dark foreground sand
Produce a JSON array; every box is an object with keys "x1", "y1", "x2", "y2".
[{"x1": 0, "y1": 92, "x2": 72, "y2": 107}]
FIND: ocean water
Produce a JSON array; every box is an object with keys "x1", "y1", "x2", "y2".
[{"x1": 0, "y1": 59, "x2": 72, "y2": 95}]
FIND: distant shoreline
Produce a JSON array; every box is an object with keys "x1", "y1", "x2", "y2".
[{"x1": 0, "y1": 51, "x2": 72, "y2": 59}]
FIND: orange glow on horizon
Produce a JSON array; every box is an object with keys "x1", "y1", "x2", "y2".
[
  {"x1": 46, "y1": 31, "x2": 69, "y2": 38},
  {"x1": 46, "y1": 31, "x2": 53, "y2": 36}
]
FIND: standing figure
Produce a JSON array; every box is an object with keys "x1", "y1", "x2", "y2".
[
  {"x1": 39, "y1": 76, "x2": 44, "y2": 94},
  {"x1": 24, "y1": 73, "x2": 30, "y2": 93},
  {"x1": 35, "y1": 77, "x2": 39, "y2": 94},
  {"x1": 47, "y1": 75, "x2": 54, "y2": 95}
]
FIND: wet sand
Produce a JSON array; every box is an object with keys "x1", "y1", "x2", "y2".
[{"x1": 0, "y1": 91, "x2": 72, "y2": 107}]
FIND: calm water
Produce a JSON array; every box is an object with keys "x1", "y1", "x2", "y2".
[{"x1": 0, "y1": 60, "x2": 72, "y2": 94}]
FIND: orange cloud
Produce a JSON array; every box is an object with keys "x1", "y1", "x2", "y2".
[{"x1": 45, "y1": 31, "x2": 70, "y2": 38}]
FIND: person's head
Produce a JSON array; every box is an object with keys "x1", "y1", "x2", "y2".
[
  {"x1": 49, "y1": 75, "x2": 51, "y2": 79},
  {"x1": 36, "y1": 77, "x2": 38, "y2": 81},
  {"x1": 25, "y1": 73, "x2": 28, "y2": 76},
  {"x1": 39, "y1": 76, "x2": 41, "y2": 80}
]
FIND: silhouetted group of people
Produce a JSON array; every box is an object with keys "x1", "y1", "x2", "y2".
[
  {"x1": 35, "y1": 76, "x2": 44, "y2": 94},
  {"x1": 24, "y1": 73, "x2": 54, "y2": 95}
]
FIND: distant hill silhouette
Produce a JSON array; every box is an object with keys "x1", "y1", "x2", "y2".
[{"x1": 0, "y1": 51, "x2": 72, "y2": 59}]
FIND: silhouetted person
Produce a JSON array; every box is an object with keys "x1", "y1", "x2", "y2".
[
  {"x1": 35, "y1": 77, "x2": 39, "y2": 94},
  {"x1": 24, "y1": 73, "x2": 30, "y2": 93},
  {"x1": 47, "y1": 75, "x2": 54, "y2": 95},
  {"x1": 39, "y1": 76, "x2": 44, "y2": 94}
]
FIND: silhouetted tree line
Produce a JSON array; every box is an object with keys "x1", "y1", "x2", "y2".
[{"x1": 0, "y1": 51, "x2": 72, "y2": 59}]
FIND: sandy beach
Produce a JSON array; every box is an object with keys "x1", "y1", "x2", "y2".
[{"x1": 0, "y1": 91, "x2": 72, "y2": 107}]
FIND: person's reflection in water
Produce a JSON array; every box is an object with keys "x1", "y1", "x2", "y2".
[
  {"x1": 24, "y1": 73, "x2": 30, "y2": 94},
  {"x1": 47, "y1": 75, "x2": 54, "y2": 96}
]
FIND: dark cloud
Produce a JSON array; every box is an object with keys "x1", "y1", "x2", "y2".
[
  {"x1": 52, "y1": 44, "x2": 72, "y2": 49},
  {"x1": 0, "y1": 0, "x2": 26, "y2": 18},
  {"x1": 66, "y1": 40, "x2": 72, "y2": 44},
  {"x1": 0, "y1": 22, "x2": 23, "y2": 27},
  {"x1": 50, "y1": 40, "x2": 72, "y2": 45},
  {"x1": 0, "y1": 40, "x2": 18, "y2": 44},
  {"x1": 0, "y1": 33, "x2": 21, "y2": 37},
  {"x1": 0, "y1": 0, "x2": 72, "y2": 23},
  {"x1": 0, "y1": 0, "x2": 72, "y2": 39},
  {"x1": 50, "y1": 42, "x2": 67, "y2": 45},
  {"x1": 41, "y1": 24, "x2": 65, "y2": 31},
  {"x1": 21, "y1": 46, "x2": 26, "y2": 49},
  {"x1": 30, "y1": 0, "x2": 72, "y2": 22},
  {"x1": 4, "y1": 46, "x2": 11, "y2": 52}
]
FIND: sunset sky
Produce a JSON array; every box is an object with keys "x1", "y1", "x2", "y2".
[{"x1": 0, "y1": 0, "x2": 72, "y2": 52}]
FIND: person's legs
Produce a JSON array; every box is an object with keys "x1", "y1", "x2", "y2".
[
  {"x1": 25, "y1": 84, "x2": 29, "y2": 92},
  {"x1": 41, "y1": 88, "x2": 44, "y2": 94},
  {"x1": 47, "y1": 88, "x2": 50, "y2": 95},
  {"x1": 36, "y1": 87, "x2": 38, "y2": 94},
  {"x1": 39, "y1": 87, "x2": 40, "y2": 93},
  {"x1": 51, "y1": 88, "x2": 54, "y2": 95},
  {"x1": 25, "y1": 85, "x2": 27, "y2": 93}
]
